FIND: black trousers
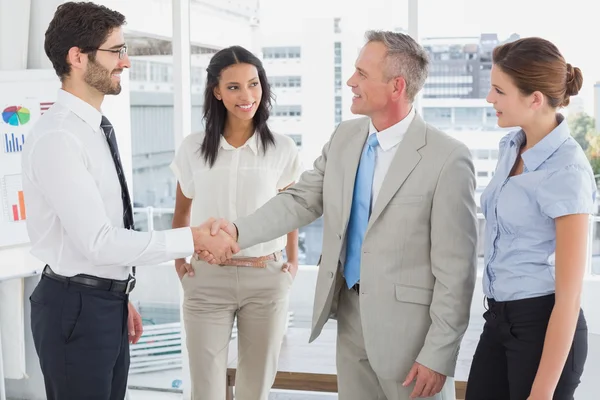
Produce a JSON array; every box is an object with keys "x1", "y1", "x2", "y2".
[
  {"x1": 30, "y1": 274, "x2": 130, "y2": 400},
  {"x1": 465, "y1": 294, "x2": 587, "y2": 400}
]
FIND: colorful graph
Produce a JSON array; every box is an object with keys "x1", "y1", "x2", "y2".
[
  {"x1": 2, "y1": 105, "x2": 31, "y2": 126},
  {"x1": 1, "y1": 174, "x2": 26, "y2": 222},
  {"x1": 40, "y1": 102, "x2": 54, "y2": 115},
  {"x1": 3, "y1": 133, "x2": 25, "y2": 153}
]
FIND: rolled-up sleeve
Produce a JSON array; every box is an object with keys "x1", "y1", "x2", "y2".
[{"x1": 537, "y1": 164, "x2": 596, "y2": 219}]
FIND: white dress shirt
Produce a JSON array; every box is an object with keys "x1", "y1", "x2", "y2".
[
  {"x1": 170, "y1": 130, "x2": 301, "y2": 258},
  {"x1": 340, "y1": 106, "x2": 416, "y2": 269},
  {"x1": 21, "y1": 89, "x2": 194, "y2": 280},
  {"x1": 368, "y1": 106, "x2": 416, "y2": 208}
]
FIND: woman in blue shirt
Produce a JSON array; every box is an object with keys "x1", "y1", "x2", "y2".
[{"x1": 465, "y1": 37, "x2": 595, "y2": 400}]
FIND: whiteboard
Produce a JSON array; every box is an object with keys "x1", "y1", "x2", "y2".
[
  {"x1": 0, "y1": 245, "x2": 43, "y2": 281},
  {"x1": 0, "y1": 69, "x2": 60, "y2": 249}
]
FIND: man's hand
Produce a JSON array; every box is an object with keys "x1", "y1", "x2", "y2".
[
  {"x1": 210, "y1": 218, "x2": 238, "y2": 241},
  {"x1": 191, "y1": 218, "x2": 239, "y2": 263},
  {"x1": 281, "y1": 261, "x2": 298, "y2": 279},
  {"x1": 403, "y1": 362, "x2": 446, "y2": 399},
  {"x1": 195, "y1": 218, "x2": 239, "y2": 264},
  {"x1": 127, "y1": 302, "x2": 143, "y2": 344},
  {"x1": 175, "y1": 258, "x2": 194, "y2": 280}
]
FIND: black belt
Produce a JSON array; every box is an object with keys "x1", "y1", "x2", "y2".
[{"x1": 43, "y1": 265, "x2": 136, "y2": 294}]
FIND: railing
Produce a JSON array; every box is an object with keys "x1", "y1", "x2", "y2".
[
  {"x1": 133, "y1": 207, "x2": 176, "y2": 232},
  {"x1": 129, "y1": 312, "x2": 295, "y2": 374},
  {"x1": 133, "y1": 207, "x2": 600, "y2": 276}
]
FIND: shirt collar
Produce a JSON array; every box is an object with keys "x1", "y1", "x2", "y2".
[
  {"x1": 219, "y1": 131, "x2": 259, "y2": 155},
  {"x1": 56, "y1": 89, "x2": 103, "y2": 132},
  {"x1": 368, "y1": 106, "x2": 416, "y2": 151},
  {"x1": 515, "y1": 114, "x2": 570, "y2": 172}
]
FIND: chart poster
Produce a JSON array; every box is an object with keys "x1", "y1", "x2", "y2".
[{"x1": 0, "y1": 69, "x2": 60, "y2": 248}]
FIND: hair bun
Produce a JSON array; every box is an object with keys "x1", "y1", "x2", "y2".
[{"x1": 565, "y1": 63, "x2": 583, "y2": 97}]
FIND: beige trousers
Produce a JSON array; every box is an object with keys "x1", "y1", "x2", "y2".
[
  {"x1": 181, "y1": 257, "x2": 293, "y2": 400},
  {"x1": 336, "y1": 287, "x2": 456, "y2": 400}
]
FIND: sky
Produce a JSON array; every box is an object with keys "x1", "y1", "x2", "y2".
[{"x1": 257, "y1": 0, "x2": 599, "y2": 115}]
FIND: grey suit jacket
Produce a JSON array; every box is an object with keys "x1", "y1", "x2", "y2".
[{"x1": 234, "y1": 113, "x2": 478, "y2": 379}]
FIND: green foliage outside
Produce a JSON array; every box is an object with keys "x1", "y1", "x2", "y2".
[{"x1": 568, "y1": 112, "x2": 599, "y2": 182}]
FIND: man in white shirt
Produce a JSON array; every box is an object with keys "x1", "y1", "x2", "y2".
[
  {"x1": 205, "y1": 31, "x2": 478, "y2": 400},
  {"x1": 21, "y1": 3, "x2": 238, "y2": 400}
]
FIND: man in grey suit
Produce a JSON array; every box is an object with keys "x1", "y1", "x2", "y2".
[{"x1": 204, "y1": 30, "x2": 478, "y2": 400}]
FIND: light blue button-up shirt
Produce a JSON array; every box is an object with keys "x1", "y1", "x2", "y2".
[{"x1": 481, "y1": 114, "x2": 596, "y2": 301}]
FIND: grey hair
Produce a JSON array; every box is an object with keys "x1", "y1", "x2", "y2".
[{"x1": 365, "y1": 30, "x2": 429, "y2": 102}]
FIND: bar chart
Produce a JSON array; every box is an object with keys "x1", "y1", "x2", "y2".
[
  {"x1": 3, "y1": 133, "x2": 25, "y2": 153},
  {"x1": 1, "y1": 174, "x2": 26, "y2": 222}
]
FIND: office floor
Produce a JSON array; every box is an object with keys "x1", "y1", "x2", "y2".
[{"x1": 127, "y1": 389, "x2": 337, "y2": 399}]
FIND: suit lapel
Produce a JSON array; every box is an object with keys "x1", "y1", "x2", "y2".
[
  {"x1": 341, "y1": 118, "x2": 370, "y2": 234},
  {"x1": 367, "y1": 114, "x2": 427, "y2": 232}
]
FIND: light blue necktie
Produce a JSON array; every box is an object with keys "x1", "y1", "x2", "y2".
[{"x1": 344, "y1": 133, "x2": 379, "y2": 289}]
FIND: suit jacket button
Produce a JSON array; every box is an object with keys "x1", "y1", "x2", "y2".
[
  {"x1": 337, "y1": 233, "x2": 341, "y2": 239},
  {"x1": 328, "y1": 272, "x2": 334, "y2": 278}
]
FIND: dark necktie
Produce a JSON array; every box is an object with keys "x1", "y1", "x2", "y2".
[{"x1": 101, "y1": 116, "x2": 136, "y2": 276}]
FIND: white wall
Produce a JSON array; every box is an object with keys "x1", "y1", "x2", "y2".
[{"x1": 0, "y1": 0, "x2": 30, "y2": 70}]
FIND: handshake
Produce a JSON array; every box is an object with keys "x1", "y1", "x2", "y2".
[{"x1": 190, "y1": 218, "x2": 240, "y2": 264}]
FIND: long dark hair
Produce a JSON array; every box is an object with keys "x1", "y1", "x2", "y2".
[{"x1": 202, "y1": 46, "x2": 275, "y2": 167}]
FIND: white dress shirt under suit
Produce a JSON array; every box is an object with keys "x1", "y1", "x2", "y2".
[{"x1": 340, "y1": 106, "x2": 416, "y2": 268}]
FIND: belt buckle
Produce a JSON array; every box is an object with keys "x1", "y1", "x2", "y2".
[{"x1": 125, "y1": 276, "x2": 136, "y2": 294}]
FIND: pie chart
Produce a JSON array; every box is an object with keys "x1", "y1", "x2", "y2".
[{"x1": 2, "y1": 106, "x2": 31, "y2": 126}]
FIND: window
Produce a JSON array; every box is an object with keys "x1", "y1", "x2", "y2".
[
  {"x1": 475, "y1": 149, "x2": 490, "y2": 159},
  {"x1": 485, "y1": 107, "x2": 498, "y2": 128},
  {"x1": 334, "y1": 17, "x2": 341, "y2": 33},
  {"x1": 289, "y1": 105, "x2": 302, "y2": 116},
  {"x1": 272, "y1": 105, "x2": 302, "y2": 117},
  {"x1": 289, "y1": 46, "x2": 301, "y2": 58},
  {"x1": 263, "y1": 46, "x2": 301, "y2": 59},
  {"x1": 287, "y1": 134, "x2": 302, "y2": 147},
  {"x1": 191, "y1": 67, "x2": 204, "y2": 85},
  {"x1": 335, "y1": 96, "x2": 343, "y2": 124},
  {"x1": 130, "y1": 60, "x2": 148, "y2": 81},
  {"x1": 334, "y1": 43, "x2": 342, "y2": 123},
  {"x1": 269, "y1": 76, "x2": 302, "y2": 88},
  {"x1": 149, "y1": 62, "x2": 171, "y2": 83},
  {"x1": 454, "y1": 107, "x2": 483, "y2": 126},
  {"x1": 423, "y1": 107, "x2": 452, "y2": 126},
  {"x1": 126, "y1": 1, "x2": 184, "y2": 394}
]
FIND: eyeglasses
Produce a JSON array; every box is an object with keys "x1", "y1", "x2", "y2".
[{"x1": 95, "y1": 45, "x2": 128, "y2": 60}]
